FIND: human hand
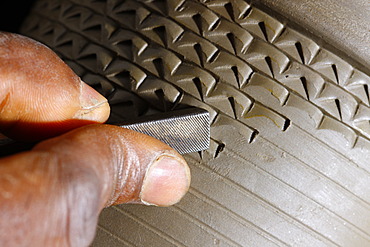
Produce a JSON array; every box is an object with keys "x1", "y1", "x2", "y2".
[{"x1": 0, "y1": 32, "x2": 190, "y2": 246}]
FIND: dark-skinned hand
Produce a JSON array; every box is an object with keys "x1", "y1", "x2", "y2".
[{"x1": 0, "y1": 32, "x2": 191, "y2": 246}]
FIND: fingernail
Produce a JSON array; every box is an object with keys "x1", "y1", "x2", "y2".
[
  {"x1": 74, "y1": 81, "x2": 110, "y2": 122},
  {"x1": 140, "y1": 155, "x2": 191, "y2": 207}
]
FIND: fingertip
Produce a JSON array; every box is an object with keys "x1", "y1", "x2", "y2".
[
  {"x1": 140, "y1": 155, "x2": 191, "y2": 207},
  {"x1": 73, "y1": 81, "x2": 110, "y2": 123},
  {"x1": 0, "y1": 32, "x2": 111, "y2": 140}
]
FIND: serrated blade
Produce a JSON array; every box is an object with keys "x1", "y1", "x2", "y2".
[{"x1": 117, "y1": 108, "x2": 210, "y2": 154}]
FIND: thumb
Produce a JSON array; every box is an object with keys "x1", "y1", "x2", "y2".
[
  {"x1": 0, "y1": 32, "x2": 110, "y2": 141},
  {"x1": 0, "y1": 124, "x2": 190, "y2": 246}
]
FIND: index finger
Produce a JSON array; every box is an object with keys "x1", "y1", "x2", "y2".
[{"x1": 0, "y1": 32, "x2": 110, "y2": 141}]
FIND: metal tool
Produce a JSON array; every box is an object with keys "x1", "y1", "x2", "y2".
[
  {"x1": 117, "y1": 108, "x2": 210, "y2": 154},
  {"x1": 0, "y1": 108, "x2": 210, "y2": 156}
]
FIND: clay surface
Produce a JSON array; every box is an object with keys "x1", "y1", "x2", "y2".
[
  {"x1": 20, "y1": 0, "x2": 370, "y2": 246},
  {"x1": 254, "y1": 0, "x2": 370, "y2": 71}
]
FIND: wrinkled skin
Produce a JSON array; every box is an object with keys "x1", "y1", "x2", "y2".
[
  {"x1": 0, "y1": 32, "x2": 110, "y2": 140},
  {"x1": 0, "y1": 32, "x2": 190, "y2": 246}
]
